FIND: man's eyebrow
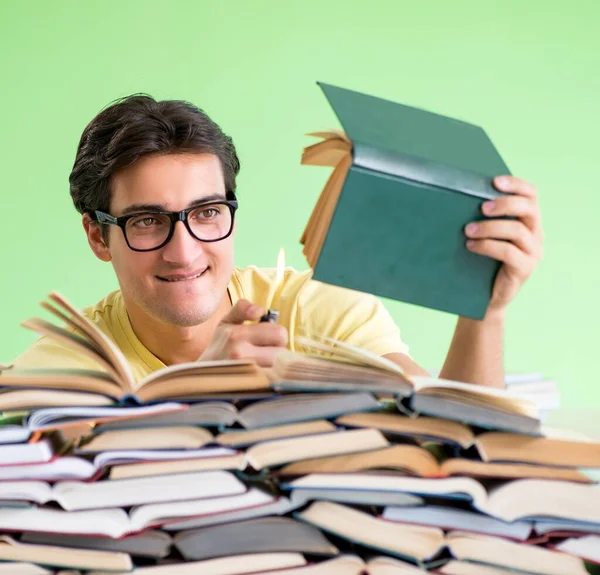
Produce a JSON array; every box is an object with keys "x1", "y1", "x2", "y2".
[{"x1": 120, "y1": 194, "x2": 228, "y2": 216}]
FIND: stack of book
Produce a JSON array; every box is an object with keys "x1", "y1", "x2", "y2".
[{"x1": 0, "y1": 294, "x2": 598, "y2": 574}]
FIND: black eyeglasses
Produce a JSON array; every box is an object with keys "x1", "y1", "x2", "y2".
[{"x1": 93, "y1": 200, "x2": 238, "y2": 252}]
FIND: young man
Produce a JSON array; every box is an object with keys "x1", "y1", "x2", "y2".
[{"x1": 12, "y1": 95, "x2": 543, "y2": 389}]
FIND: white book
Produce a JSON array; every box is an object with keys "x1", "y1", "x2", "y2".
[
  {"x1": 0, "y1": 425, "x2": 30, "y2": 444},
  {"x1": 0, "y1": 470, "x2": 244, "y2": 511},
  {"x1": 0, "y1": 487, "x2": 275, "y2": 538},
  {"x1": 0, "y1": 439, "x2": 53, "y2": 465}
]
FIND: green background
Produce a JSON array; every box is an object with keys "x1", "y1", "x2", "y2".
[{"x1": 1, "y1": 0, "x2": 598, "y2": 407}]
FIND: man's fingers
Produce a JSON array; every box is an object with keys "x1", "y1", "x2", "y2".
[
  {"x1": 466, "y1": 238, "x2": 535, "y2": 278},
  {"x1": 229, "y1": 323, "x2": 289, "y2": 348},
  {"x1": 481, "y1": 196, "x2": 542, "y2": 239},
  {"x1": 220, "y1": 299, "x2": 264, "y2": 325},
  {"x1": 465, "y1": 220, "x2": 541, "y2": 258},
  {"x1": 493, "y1": 175, "x2": 538, "y2": 199}
]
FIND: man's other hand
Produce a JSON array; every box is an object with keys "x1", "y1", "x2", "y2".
[{"x1": 198, "y1": 299, "x2": 288, "y2": 366}]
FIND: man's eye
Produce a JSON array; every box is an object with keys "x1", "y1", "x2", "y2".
[
  {"x1": 195, "y1": 207, "x2": 220, "y2": 220},
  {"x1": 132, "y1": 216, "x2": 160, "y2": 228}
]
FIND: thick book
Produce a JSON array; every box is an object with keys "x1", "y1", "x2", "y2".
[
  {"x1": 0, "y1": 293, "x2": 268, "y2": 406},
  {"x1": 301, "y1": 82, "x2": 511, "y2": 319}
]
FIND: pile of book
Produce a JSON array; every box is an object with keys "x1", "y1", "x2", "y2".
[{"x1": 0, "y1": 294, "x2": 598, "y2": 574}]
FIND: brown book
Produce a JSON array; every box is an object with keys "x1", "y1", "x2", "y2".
[
  {"x1": 279, "y1": 445, "x2": 591, "y2": 483},
  {"x1": 0, "y1": 293, "x2": 268, "y2": 405},
  {"x1": 474, "y1": 431, "x2": 600, "y2": 468},
  {"x1": 280, "y1": 445, "x2": 439, "y2": 476}
]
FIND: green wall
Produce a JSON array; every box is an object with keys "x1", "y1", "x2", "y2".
[{"x1": 1, "y1": 0, "x2": 598, "y2": 407}]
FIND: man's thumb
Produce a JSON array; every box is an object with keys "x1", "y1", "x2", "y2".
[{"x1": 220, "y1": 299, "x2": 264, "y2": 325}]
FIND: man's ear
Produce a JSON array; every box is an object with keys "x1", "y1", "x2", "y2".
[{"x1": 83, "y1": 214, "x2": 112, "y2": 262}]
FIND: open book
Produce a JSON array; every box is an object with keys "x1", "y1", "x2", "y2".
[
  {"x1": 296, "y1": 502, "x2": 589, "y2": 574},
  {"x1": 0, "y1": 293, "x2": 268, "y2": 405},
  {"x1": 273, "y1": 335, "x2": 540, "y2": 434},
  {"x1": 288, "y1": 474, "x2": 600, "y2": 524},
  {"x1": 300, "y1": 83, "x2": 510, "y2": 320}
]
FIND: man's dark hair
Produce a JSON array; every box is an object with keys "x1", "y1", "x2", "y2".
[{"x1": 69, "y1": 94, "x2": 240, "y2": 222}]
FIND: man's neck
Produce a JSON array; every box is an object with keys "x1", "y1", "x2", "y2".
[{"x1": 124, "y1": 293, "x2": 232, "y2": 366}]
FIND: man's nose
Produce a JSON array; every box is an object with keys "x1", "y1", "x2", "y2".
[{"x1": 160, "y1": 220, "x2": 203, "y2": 265}]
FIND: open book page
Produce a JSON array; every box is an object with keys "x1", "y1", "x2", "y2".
[
  {"x1": 19, "y1": 319, "x2": 121, "y2": 384},
  {"x1": 45, "y1": 293, "x2": 135, "y2": 392},
  {"x1": 295, "y1": 334, "x2": 408, "y2": 376},
  {"x1": 20, "y1": 293, "x2": 135, "y2": 393},
  {"x1": 301, "y1": 152, "x2": 352, "y2": 266},
  {"x1": 412, "y1": 377, "x2": 539, "y2": 419},
  {"x1": 302, "y1": 131, "x2": 352, "y2": 167}
]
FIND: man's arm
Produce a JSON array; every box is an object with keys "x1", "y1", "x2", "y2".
[{"x1": 386, "y1": 176, "x2": 543, "y2": 389}]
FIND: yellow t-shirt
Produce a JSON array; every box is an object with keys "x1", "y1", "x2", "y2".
[{"x1": 12, "y1": 267, "x2": 409, "y2": 384}]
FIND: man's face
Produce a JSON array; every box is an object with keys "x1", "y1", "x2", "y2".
[{"x1": 105, "y1": 153, "x2": 235, "y2": 327}]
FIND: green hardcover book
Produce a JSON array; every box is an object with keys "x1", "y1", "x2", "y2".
[{"x1": 301, "y1": 82, "x2": 510, "y2": 319}]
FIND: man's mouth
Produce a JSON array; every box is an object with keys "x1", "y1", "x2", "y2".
[{"x1": 157, "y1": 268, "x2": 208, "y2": 282}]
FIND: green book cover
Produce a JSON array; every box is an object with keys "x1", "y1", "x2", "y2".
[{"x1": 310, "y1": 82, "x2": 510, "y2": 319}]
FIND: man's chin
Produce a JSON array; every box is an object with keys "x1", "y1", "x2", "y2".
[{"x1": 152, "y1": 306, "x2": 216, "y2": 328}]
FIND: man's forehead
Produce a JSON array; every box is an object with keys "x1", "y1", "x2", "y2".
[{"x1": 109, "y1": 153, "x2": 226, "y2": 214}]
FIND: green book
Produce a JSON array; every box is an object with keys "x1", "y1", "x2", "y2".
[{"x1": 301, "y1": 82, "x2": 510, "y2": 319}]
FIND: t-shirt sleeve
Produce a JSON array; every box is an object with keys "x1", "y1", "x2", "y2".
[
  {"x1": 11, "y1": 336, "x2": 107, "y2": 372},
  {"x1": 296, "y1": 279, "x2": 410, "y2": 357}
]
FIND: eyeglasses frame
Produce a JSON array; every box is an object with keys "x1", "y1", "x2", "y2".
[{"x1": 92, "y1": 199, "x2": 239, "y2": 252}]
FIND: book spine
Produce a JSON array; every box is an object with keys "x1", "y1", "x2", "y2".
[{"x1": 352, "y1": 142, "x2": 505, "y2": 201}]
